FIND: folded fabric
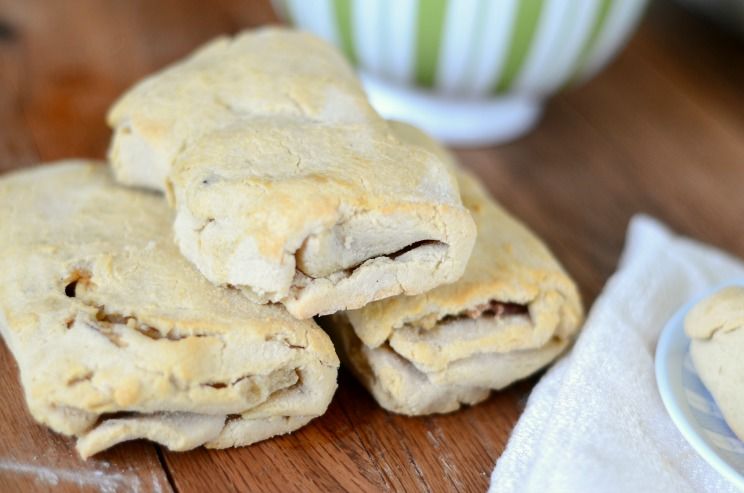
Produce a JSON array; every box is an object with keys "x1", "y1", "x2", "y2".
[
  {"x1": 323, "y1": 125, "x2": 583, "y2": 415},
  {"x1": 107, "y1": 27, "x2": 476, "y2": 319},
  {"x1": 0, "y1": 161, "x2": 338, "y2": 458},
  {"x1": 490, "y1": 216, "x2": 741, "y2": 493},
  {"x1": 686, "y1": 286, "x2": 744, "y2": 442}
]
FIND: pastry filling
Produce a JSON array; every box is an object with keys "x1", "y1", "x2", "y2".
[
  {"x1": 440, "y1": 301, "x2": 529, "y2": 324},
  {"x1": 64, "y1": 269, "x2": 93, "y2": 298},
  {"x1": 340, "y1": 239, "x2": 444, "y2": 275},
  {"x1": 408, "y1": 300, "x2": 530, "y2": 331},
  {"x1": 296, "y1": 238, "x2": 445, "y2": 279}
]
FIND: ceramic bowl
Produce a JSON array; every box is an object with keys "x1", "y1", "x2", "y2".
[{"x1": 273, "y1": 0, "x2": 649, "y2": 145}]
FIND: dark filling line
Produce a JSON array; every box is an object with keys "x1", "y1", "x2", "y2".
[
  {"x1": 340, "y1": 239, "x2": 444, "y2": 276},
  {"x1": 440, "y1": 300, "x2": 529, "y2": 325}
]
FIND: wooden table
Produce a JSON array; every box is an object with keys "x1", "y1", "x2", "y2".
[{"x1": 1, "y1": 1, "x2": 743, "y2": 491}]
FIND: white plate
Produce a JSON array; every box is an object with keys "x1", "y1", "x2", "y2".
[{"x1": 656, "y1": 281, "x2": 744, "y2": 490}]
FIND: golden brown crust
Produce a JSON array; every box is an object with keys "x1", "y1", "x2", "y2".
[
  {"x1": 0, "y1": 161, "x2": 338, "y2": 458},
  {"x1": 107, "y1": 28, "x2": 476, "y2": 319},
  {"x1": 325, "y1": 127, "x2": 583, "y2": 415}
]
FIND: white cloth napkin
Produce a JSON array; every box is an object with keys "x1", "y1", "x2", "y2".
[{"x1": 489, "y1": 215, "x2": 744, "y2": 493}]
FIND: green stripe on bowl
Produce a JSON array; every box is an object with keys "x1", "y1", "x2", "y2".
[
  {"x1": 414, "y1": 0, "x2": 448, "y2": 87},
  {"x1": 567, "y1": 0, "x2": 614, "y2": 85},
  {"x1": 493, "y1": 0, "x2": 545, "y2": 94},
  {"x1": 333, "y1": 0, "x2": 357, "y2": 64}
]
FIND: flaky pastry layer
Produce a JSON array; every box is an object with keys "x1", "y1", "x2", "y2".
[
  {"x1": 324, "y1": 128, "x2": 583, "y2": 415},
  {"x1": 0, "y1": 161, "x2": 338, "y2": 457},
  {"x1": 107, "y1": 28, "x2": 476, "y2": 318}
]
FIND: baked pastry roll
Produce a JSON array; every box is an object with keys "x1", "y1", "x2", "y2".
[
  {"x1": 107, "y1": 27, "x2": 476, "y2": 319},
  {"x1": 686, "y1": 286, "x2": 744, "y2": 441},
  {"x1": 0, "y1": 161, "x2": 338, "y2": 458},
  {"x1": 323, "y1": 126, "x2": 583, "y2": 415}
]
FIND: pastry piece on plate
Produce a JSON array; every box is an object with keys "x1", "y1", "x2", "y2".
[
  {"x1": 322, "y1": 124, "x2": 584, "y2": 415},
  {"x1": 0, "y1": 161, "x2": 338, "y2": 458},
  {"x1": 686, "y1": 286, "x2": 744, "y2": 441},
  {"x1": 107, "y1": 27, "x2": 476, "y2": 319}
]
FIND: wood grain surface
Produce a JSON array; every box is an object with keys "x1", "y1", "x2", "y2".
[{"x1": 1, "y1": 0, "x2": 743, "y2": 491}]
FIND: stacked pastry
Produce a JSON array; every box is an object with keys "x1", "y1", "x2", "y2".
[
  {"x1": 0, "y1": 163, "x2": 338, "y2": 458},
  {"x1": 324, "y1": 122, "x2": 583, "y2": 415},
  {"x1": 0, "y1": 28, "x2": 583, "y2": 458},
  {"x1": 107, "y1": 29, "x2": 476, "y2": 319}
]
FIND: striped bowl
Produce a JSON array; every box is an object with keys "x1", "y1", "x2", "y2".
[{"x1": 272, "y1": 0, "x2": 648, "y2": 146}]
